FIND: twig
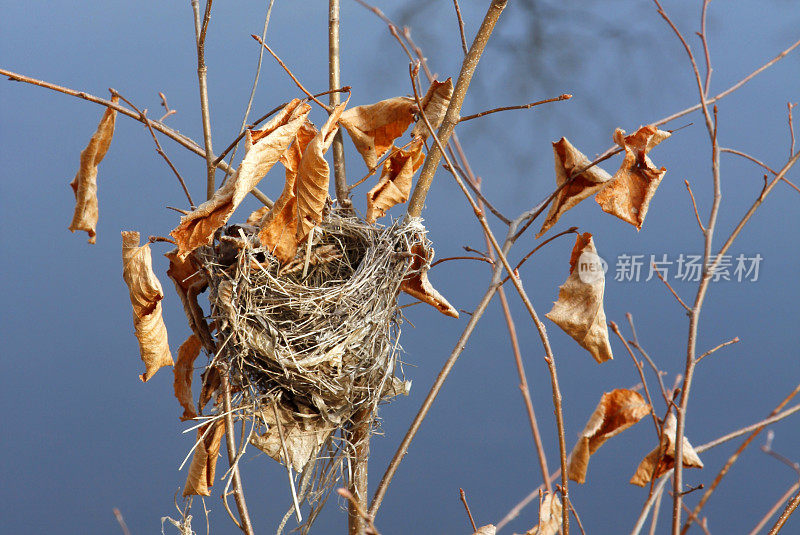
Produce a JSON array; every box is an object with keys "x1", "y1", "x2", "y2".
[
  {"x1": 652, "y1": 262, "x2": 691, "y2": 313},
  {"x1": 681, "y1": 383, "x2": 800, "y2": 534},
  {"x1": 430, "y1": 255, "x2": 494, "y2": 268},
  {"x1": 329, "y1": 0, "x2": 349, "y2": 206},
  {"x1": 766, "y1": 485, "x2": 800, "y2": 535},
  {"x1": 406, "y1": 0, "x2": 508, "y2": 218},
  {"x1": 460, "y1": 488, "x2": 478, "y2": 532},
  {"x1": 349, "y1": 139, "x2": 416, "y2": 191},
  {"x1": 610, "y1": 322, "x2": 661, "y2": 435},
  {"x1": 789, "y1": 102, "x2": 797, "y2": 157},
  {"x1": 762, "y1": 430, "x2": 800, "y2": 477},
  {"x1": 338, "y1": 488, "x2": 381, "y2": 535},
  {"x1": 494, "y1": 470, "x2": 562, "y2": 531},
  {"x1": 251, "y1": 35, "x2": 332, "y2": 112},
  {"x1": 626, "y1": 313, "x2": 670, "y2": 406},
  {"x1": 191, "y1": 0, "x2": 216, "y2": 200},
  {"x1": 452, "y1": 0, "x2": 468, "y2": 56},
  {"x1": 113, "y1": 508, "x2": 131, "y2": 535},
  {"x1": 109, "y1": 89, "x2": 195, "y2": 208},
  {"x1": 695, "y1": 336, "x2": 739, "y2": 364},
  {"x1": 695, "y1": 403, "x2": 800, "y2": 454},
  {"x1": 459, "y1": 94, "x2": 572, "y2": 122},
  {"x1": 564, "y1": 491, "x2": 587, "y2": 535},
  {"x1": 698, "y1": 0, "x2": 712, "y2": 96},
  {"x1": 442, "y1": 159, "x2": 511, "y2": 224},
  {"x1": 720, "y1": 148, "x2": 800, "y2": 194},
  {"x1": 649, "y1": 484, "x2": 665, "y2": 535},
  {"x1": 750, "y1": 482, "x2": 800, "y2": 535},
  {"x1": 347, "y1": 407, "x2": 372, "y2": 535},
  {"x1": 631, "y1": 475, "x2": 672, "y2": 535},
  {"x1": 684, "y1": 180, "x2": 705, "y2": 232},
  {"x1": 409, "y1": 61, "x2": 571, "y2": 534},
  {"x1": 158, "y1": 91, "x2": 176, "y2": 122},
  {"x1": 219, "y1": 372, "x2": 254, "y2": 535},
  {"x1": 508, "y1": 227, "x2": 579, "y2": 281}
]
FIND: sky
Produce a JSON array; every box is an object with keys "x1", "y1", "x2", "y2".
[{"x1": 1, "y1": 1, "x2": 799, "y2": 534}]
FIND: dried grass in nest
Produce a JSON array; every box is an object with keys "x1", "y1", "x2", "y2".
[{"x1": 195, "y1": 208, "x2": 424, "y2": 528}]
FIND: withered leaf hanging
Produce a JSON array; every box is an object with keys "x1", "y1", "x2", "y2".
[
  {"x1": 121, "y1": 231, "x2": 173, "y2": 381},
  {"x1": 366, "y1": 139, "x2": 425, "y2": 223},
  {"x1": 171, "y1": 99, "x2": 311, "y2": 258},
  {"x1": 568, "y1": 389, "x2": 651, "y2": 484},
  {"x1": 173, "y1": 334, "x2": 202, "y2": 421},
  {"x1": 183, "y1": 420, "x2": 226, "y2": 496},
  {"x1": 339, "y1": 96, "x2": 417, "y2": 170},
  {"x1": 630, "y1": 412, "x2": 703, "y2": 487},
  {"x1": 537, "y1": 137, "x2": 612, "y2": 238},
  {"x1": 595, "y1": 125, "x2": 671, "y2": 229},
  {"x1": 68, "y1": 95, "x2": 119, "y2": 243},
  {"x1": 411, "y1": 78, "x2": 453, "y2": 140},
  {"x1": 400, "y1": 240, "x2": 458, "y2": 318},
  {"x1": 546, "y1": 233, "x2": 612, "y2": 363}
]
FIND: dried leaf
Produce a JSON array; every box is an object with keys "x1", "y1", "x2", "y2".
[
  {"x1": 171, "y1": 99, "x2": 311, "y2": 258},
  {"x1": 257, "y1": 120, "x2": 318, "y2": 263},
  {"x1": 595, "y1": 125, "x2": 671, "y2": 229},
  {"x1": 245, "y1": 205, "x2": 270, "y2": 226},
  {"x1": 121, "y1": 231, "x2": 173, "y2": 382},
  {"x1": 250, "y1": 404, "x2": 335, "y2": 473},
  {"x1": 198, "y1": 367, "x2": 220, "y2": 413},
  {"x1": 278, "y1": 244, "x2": 343, "y2": 276},
  {"x1": 165, "y1": 248, "x2": 213, "y2": 350},
  {"x1": 340, "y1": 97, "x2": 416, "y2": 170},
  {"x1": 536, "y1": 137, "x2": 612, "y2": 238},
  {"x1": 183, "y1": 420, "x2": 225, "y2": 496},
  {"x1": 546, "y1": 233, "x2": 612, "y2": 363},
  {"x1": 400, "y1": 240, "x2": 459, "y2": 318},
  {"x1": 473, "y1": 526, "x2": 496, "y2": 535},
  {"x1": 295, "y1": 102, "x2": 347, "y2": 241},
  {"x1": 568, "y1": 389, "x2": 651, "y2": 484},
  {"x1": 173, "y1": 334, "x2": 202, "y2": 421},
  {"x1": 68, "y1": 96, "x2": 119, "y2": 243},
  {"x1": 410, "y1": 78, "x2": 453, "y2": 140},
  {"x1": 526, "y1": 493, "x2": 562, "y2": 535},
  {"x1": 630, "y1": 412, "x2": 704, "y2": 486},
  {"x1": 366, "y1": 139, "x2": 425, "y2": 223}
]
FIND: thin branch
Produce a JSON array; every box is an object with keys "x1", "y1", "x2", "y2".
[
  {"x1": 219, "y1": 372, "x2": 254, "y2": 535},
  {"x1": 158, "y1": 91, "x2": 177, "y2": 122},
  {"x1": 192, "y1": 0, "x2": 216, "y2": 200},
  {"x1": 766, "y1": 485, "x2": 800, "y2": 535},
  {"x1": 695, "y1": 403, "x2": 800, "y2": 454},
  {"x1": 627, "y1": 313, "x2": 670, "y2": 405},
  {"x1": 653, "y1": 36, "x2": 800, "y2": 127},
  {"x1": 430, "y1": 255, "x2": 494, "y2": 268},
  {"x1": 337, "y1": 488, "x2": 381, "y2": 535},
  {"x1": 329, "y1": 0, "x2": 349, "y2": 207},
  {"x1": 495, "y1": 470, "x2": 562, "y2": 531},
  {"x1": 460, "y1": 489, "x2": 478, "y2": 532},
  {"x1": 761, "y1": 430, "x2": 800, "y2": 477},
  {"x1": 684, "y1": 180, "x2": 705, "y2": 232},
  {"x1": 452, "y1": 0, "x2": 468, "y2": 56},
  {"x1": 789, "y1": 102, "x2": 797, "y2": 157},
  {"x1": 109, "y1": 89, "x2": 195, "y2": 208},
  {"x1": 652, "y1": 261, "x2": 691, "y2": 312},
  {"x1": 509, "y1": 227, "x2": 579, "y2": 280},
  {"x1": 695, "y1": 336, "x2": 739, "y2": 364},
  {"x1": 252, "y1": 35, "x2": 332, "y2": 111},
  {"x1": 610, "y1": 322, "x2": 661, "y2": 435},
  {"x1": 442, "y1": 159, "x2": 511, "y2": 224},
  {"x1": 564, "y1": 491, "x2": 587, "y2": 535},
  {"x1": 406, "y1": 0, "x2": 508, "y2": 218},
  {"x1": 459, "y1": 94, "x2": 572, "y2": 122},
  {"x1": 347, "y1": 408, "x2": 372, "y2": 535},
  {"x1": 721, "y1": 148, "x2": 800, "y2": 194},
  {"x1": 682, "y1": 383, "x2": 800, "y2": 534},
  {"x1": 113, "y1": 508, "x2": 132, "y2": 535},
  {"x1": 698, "y1": 0, "x2": 712, "y2": 96},
  {"x1": 750, "y1": 482, "x2": 800, "y2": 535},
  {"x1": 408, "y1": 61, "x2": 570, "y2": 534}
]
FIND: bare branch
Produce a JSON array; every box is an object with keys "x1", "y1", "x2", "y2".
[
  {"x1": 452, "y1": 0, "x2": 468, "y2": 56},
  {"x1": 695, "y1": 337, "x2": 739, "y2": 364},
  {"x1": 684, "y1": 180, "x2": 705, "y2": 232},
  {"x1": 329, "y1": 0, "x2": 350, "y2": 207},
  {"x1": 191, "y1": 0, "x2": 217, "y2": 200},
  {"x1": 460, "y1": 488, "x2": 478, "y2": 532},
  {"x1": 459, "y1": 94, "x2": 572, "y2": 122}
]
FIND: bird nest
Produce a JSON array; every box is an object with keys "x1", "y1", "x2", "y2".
[{"x1": 195, "y1": 209, "x2": 425, "y2": 526}]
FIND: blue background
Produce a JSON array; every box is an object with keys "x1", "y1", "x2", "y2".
[{"x1": 1, "y1": 1, "x2": 798, "y2": 533}]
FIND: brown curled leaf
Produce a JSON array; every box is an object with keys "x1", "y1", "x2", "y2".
[
  {"x1": 525, "y1": 493, "x2": 562, "y2": 535},
  {"x1": 198, "y1": 367, "x2": 220, "y2": 414},
  {"x1": 411, "y1": 78, "x2": 453, "y2": 140},
  {"x1": 164, "y1": 248, "x2": 213, "y2": 351},
  {"x1": 400, "y1": 239, "x2": 458, "y2": 318},
  {"x1": 340, "y1": 96, "x2": 417, "y2": 170},
  {"x1": 536, "y1": 137, "x2": 612, "y2": 238},
  {"x1": 183, "y1": 419, "x2": 226, "y2": 496},
  {"x1": 245, "y1": 205, "x2": 270, "y2": 226},
  {"x1": 366, "y1": 139, "x2": 425, "y2": 223},
  {"x1": 630, "y1": 412, "x2": 704, "y2": 487},
  {"x1": 295, "y1": 102, "x2": 348, "y2": 242},
  {"x1": 595, "y1": 125, "x2": 671, "y2": 229},
  {"x1": 568, "y1": 389, "x2": 651, "y2": 484},
  {"x1": 546, "y1": 233, "x2": 612, "y2": 363},
  {"x1": 68, "y1": 95, "x2": 119, "y2": 243},
  {"x1": 173, "y1": 334, "x2": 202, "y2": 421},
  {"x1": 473, "y1": 526, "x2": 496, "y2": 535},
  {"x1": 170, "y1": 99, "x2": 311, "y2": 258},
  {"x1": 257, "y1": 120, "x2": 318, "y2": 263},
  {"x1": 250, "y1": 403, "x2": 335, "y2": 473},
  {"x1": 121, "y1": 232, "x2": 174, "y2": 382}
]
